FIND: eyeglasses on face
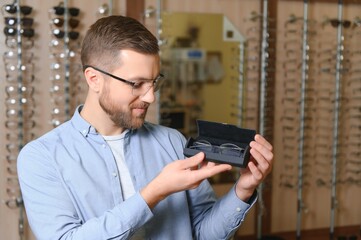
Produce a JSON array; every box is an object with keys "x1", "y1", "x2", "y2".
[
  {"x1": 5, "y1": 17, "x2": 33, "y2": 27},
  {"x1": 3, "y1": 4, "x2": 32, "y2": 15},
  {"x1": 83, "y1": 65, "x2": 165, "y2": 96}
]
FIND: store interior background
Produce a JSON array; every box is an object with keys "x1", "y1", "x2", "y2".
[{"x1": 0, "y1": 0, "x2": 360, "y2": 239}]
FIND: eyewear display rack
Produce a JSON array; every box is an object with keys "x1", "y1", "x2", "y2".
[
  {"x1": 2, "y1": 1, "x2": 36, "y2": 239},
  {"x1": 253, "y1": 0, "x2": 277, "y2": 239},
  {"x1": 275, "y1": 0, "x2": 361, "y2": 239},
  {"x1": 329, "y1": 1, "x2": 344, "y2": 239},
  {"x1": 48, "y1": 0, "x2": 83, "y2": 128},
  {"x1": 296, "y1": 0, "x2": 310, "y2": 239}
]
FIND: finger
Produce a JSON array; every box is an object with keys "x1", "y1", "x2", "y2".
[
  {"x1": 250, "y1": 139, "x2": 273, "y2": 162},
  {"x1": 194, "y1": 163, "x2": 232, "y2": 180},
  {"x1": 181, "y1": 152, "x2": 205, "y2": 169},
  {"x1": 250, "y1": 148, "x2": 272, "y2": 173},
  {"x1": 248, "y1": 160, "x2": 263, "y2": 181},
  {"x1": 254, "y1": 134, "x2": 273, "y2": 151}
]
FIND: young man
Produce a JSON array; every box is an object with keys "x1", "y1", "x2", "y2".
[{"x1": 17, "y1": 15, "x2": 273, "y2": 240}]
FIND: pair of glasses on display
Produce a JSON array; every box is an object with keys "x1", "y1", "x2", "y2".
[
  {"x1": 52, "y1": 29, "x2": 79, "y2": 40},
  {"x1": 6, "y1": 132, "x2": 35, "y2": 143},
  {"x1": 5, "y1": 119, "x2": 36, "y2": 131},
  {"x1": 3, "y1": 196, "x2": 23, "y2": 209},
  {"x1": 7, "y1": 108, "x2": 35, "y2": 119},
  {"x1": 3, "y1": 50, "x2": 34, "y2": 63},
  {"x1": 84, "y1": 65, "x2": 165, "y2": 97},
  {"x1": 2, "y1": 4, "x2": 32, "y2": 15},
  {"x1": 5, "y1": 63, "x2": 34, "y2": 79},
  {"x1": 6, "y1": 37, "x2": 34, "y2": 49},
  {"x1": 4, "y1": 16, "x2": 33, "y2": 27},
  {"x1": 51, "y1": 62, "x2": 82, "y2": 71},
  {"x1": 5, "y1": 75, "x2": 35, "y2": 84},
  {"x1": 6, "y1": 143, "x2": 24, "y2": 155},
  {"x1": 189, "y1": 140, "x2": 245, "y2": 157},
  {"x1": 6, "y1": 96, "x2": 35, "y2": 106},
  {"x1": 51, "y1": 6, "x2": 80, "y2": 17},
  {"x1": 50, "y1": 50, "x2": 77, "y2": 63},
  {"x1": 326, "y1": 18, "x2": 352, "y2": 28},
  {"x1": 50, "y1": 38, "x2": 80, "y2": 50},
  {"x1": 3, "y1": 26, "x2": 35, "y2": 38},
  {"x1": 52, "y1": 17, "x2": 79, "y2": 28},
  {"x1": 5, "y1": 83, "x2": 34, "y2": 97}
]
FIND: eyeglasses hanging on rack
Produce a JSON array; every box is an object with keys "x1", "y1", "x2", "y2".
[
  {"x1": 48, "y1": 1, "x2": 83, "y2": 128},
  {"x1": 1, "y1": 1, "x2": 37, "y2": 239}
]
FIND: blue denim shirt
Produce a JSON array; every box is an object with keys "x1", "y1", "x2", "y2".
[{"x1": 18, "y1": 105, "x2": 256, "y2": 240}]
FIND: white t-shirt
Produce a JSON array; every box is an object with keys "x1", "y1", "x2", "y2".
[
  {"x1": 103, "y1": 131, "x2": 145, "y2": 239},
  {"x1": 103, "y1": 131, "x2": 135, "y2": 200}
]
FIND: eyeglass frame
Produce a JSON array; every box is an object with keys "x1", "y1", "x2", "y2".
[
  {"x1": 189, "y1": 139, "x2": 245, "y2": 157},
  {"x1": 83, "y1": 65, "x2": 165, "y2": 96}
]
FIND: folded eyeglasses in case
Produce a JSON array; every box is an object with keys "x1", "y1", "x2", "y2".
[{"x1": 183, "y1": 120, "x2": 256, "y2": 168}]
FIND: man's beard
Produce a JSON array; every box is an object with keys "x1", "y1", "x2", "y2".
[{"x1": 99, "y1": 86, "x2": 149, "y2": 129}]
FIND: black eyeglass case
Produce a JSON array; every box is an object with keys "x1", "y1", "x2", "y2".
[{"x1": 183, "y1": 120, "x2": 256, "y2": 168}]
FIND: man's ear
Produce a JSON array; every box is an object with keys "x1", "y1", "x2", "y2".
[{"x1": 84, "y1": 67, "x2": 101, "y2": 92}]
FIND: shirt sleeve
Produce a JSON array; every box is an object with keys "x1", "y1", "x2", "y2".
[
  {"x1": 188, "y1": 181, "x2": 257, "y2": 240},
  {"x1": 17, "y1": 141, "x2": 153, "y2": 240}
]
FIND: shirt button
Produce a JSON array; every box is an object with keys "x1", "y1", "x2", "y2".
[
  {"x1": 82, "y1": 130, "x2": 87, "y2": 134},
  {"x1": 236, "y1": 207, "x2": 241, "y2": 212},
  {"x1": 102, "y1": 144, "x2": 106, "y2": 148},
  {"x1": 112, "y1": 172, "x2": 117, "y2": 177}
]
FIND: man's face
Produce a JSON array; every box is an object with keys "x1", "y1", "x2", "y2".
[{"x1": 98, "y1": 50, "x2": 160, "y2": 129}]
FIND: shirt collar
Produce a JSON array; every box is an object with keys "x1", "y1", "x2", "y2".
[
  {"x1": 71, "y1": 105, "x2": 97, "y2": 137},
  {"x1": 71, "y1": 104, "x2": 137, "y2": 137}
]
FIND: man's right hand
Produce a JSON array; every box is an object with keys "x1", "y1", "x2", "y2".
[{"x1": 140, "y1": 152, "x2": 232, "y2": 209}]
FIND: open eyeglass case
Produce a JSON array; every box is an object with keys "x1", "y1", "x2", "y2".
[{"x1": 183, "y1": 120, "x2": 256, "y2": 168}]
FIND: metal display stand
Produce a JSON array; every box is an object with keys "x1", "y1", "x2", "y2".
[
  {"x1": 155, "y1": 0, "x2": 162, "y2": 124},
  {"x1": 257, "y1": 0, "x2": 268, "y2": 239},
  {"x1": 257, "y1": 0, "x2": 269, "y2": 239},
  {"x1": 296, "y1": 1, "x2": 309, "y2": 239},
  {"x1": 15, "y1": 3, "x2": 25, "y2": 239},
  {"x1": 330, "y1": 0, "x2": 344, "y2": 239},
  {"x1": 237, "y1": 42, "x2": 246, "y2": 128}
]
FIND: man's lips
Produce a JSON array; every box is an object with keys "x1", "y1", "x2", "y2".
[{"x1": 132, "y1": 105, "x2": 148, "y2": 115}]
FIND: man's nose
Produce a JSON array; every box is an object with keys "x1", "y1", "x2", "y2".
[{"x1": 139, "y1": 87, "x2": 156, "y2": 103}]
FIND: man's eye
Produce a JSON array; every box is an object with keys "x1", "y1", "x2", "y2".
[{"x1": 132, "y1": 82, "x2": 144, "y2": 89}]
